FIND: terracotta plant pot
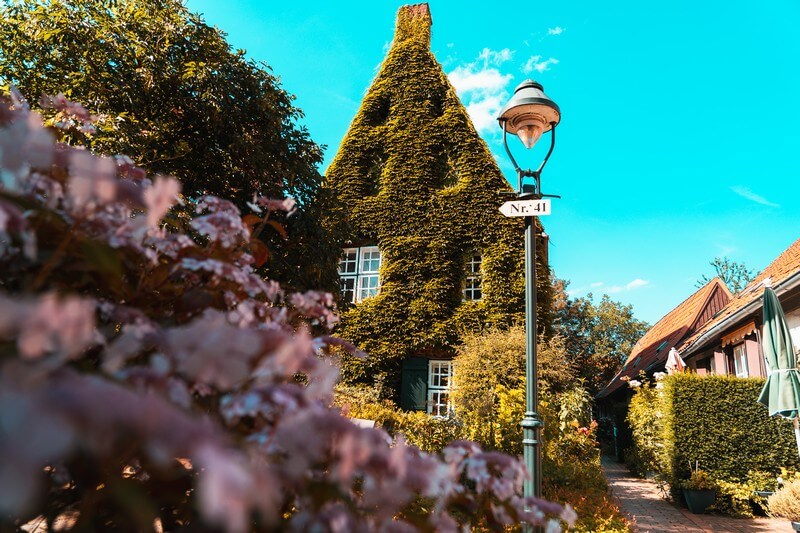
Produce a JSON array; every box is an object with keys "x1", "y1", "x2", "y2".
[{"x1": 683, "y1": 489, "x2": 715, "y2": 514}]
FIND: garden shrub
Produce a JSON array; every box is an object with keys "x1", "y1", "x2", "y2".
[
  {"x1": 626, "y1": 377, "x2": 667, "y2": 477},
  {"x1": 712, "y1": 479, "x2": 759, "y2": 518},
  {"x1": 448, "y1": 325, "x2": 627, "y2": 530},
  {"x1": 335, "y1": 385, "x2": 462, "y2": 452},
  {"x1": 0, "y1": 94, "x2": 573, "y2": 531},
  {"x1": 769, "y1": 479, "x2": 800, "y2": 522},
  {"x1": 627, "y1": 373, "x2": 800, "y2": 516},
  {"x1": 665, "y1": 373, "x2": 800, "y2": 482}
]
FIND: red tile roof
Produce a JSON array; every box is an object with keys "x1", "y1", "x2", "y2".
[
  {"x1": 596, "y1": 277, "x2": 730, "y2": 399},
  {"x1": 679, "y1": 237, "x2": 800, "y2": 355}
]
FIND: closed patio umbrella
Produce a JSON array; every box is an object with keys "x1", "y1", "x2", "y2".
[
  {"x1": 665, "y1": 347, "x2": 686, "y2": 374},
  {"x1": 757, "y1": 287, "x2": 800, "y2": 457}
]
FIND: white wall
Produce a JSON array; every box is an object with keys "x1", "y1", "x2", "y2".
[{"x1": 785, "y1": 308, "x2": 800, "y2": 351}]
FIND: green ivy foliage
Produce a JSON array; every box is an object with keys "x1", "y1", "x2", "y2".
[
  {"x1": 628, "y1": 374, "x2": 800, "y2": 495},
  {"x1": 324, "y1": 6, "x2": 551, "y2": 398}
]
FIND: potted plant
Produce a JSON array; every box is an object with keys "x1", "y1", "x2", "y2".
[
  {"x1": 768, "y1": 479, "x2": 800, "y2": 531},
  {"x1": 680, "y1": 463, "x2": 716, "y2": 514}
]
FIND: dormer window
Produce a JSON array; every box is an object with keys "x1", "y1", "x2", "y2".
[
  {"x1": 463, "y1": 254, "x2": 482, "y2": 301},
  {"x1": 339, "y1": 246, "x2": 382, "y2": 303}
]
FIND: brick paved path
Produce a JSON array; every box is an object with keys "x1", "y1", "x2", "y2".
[{"x1": 601, "y1": 456, "x2": 793, "y2": 533}]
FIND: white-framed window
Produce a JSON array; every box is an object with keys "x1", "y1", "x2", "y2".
[
  {"x1": 463, "y1": 254, "x2": 482, "y2": 301},
  {"x1": 427, "y1": 360, "x2": 453, "y2": 417},
  {"x1": 732, "y1": 343, "x2": 749, "y2": 378},
  {"x1": 338, "y1": 246, "x2": 381, "y2": 303}
]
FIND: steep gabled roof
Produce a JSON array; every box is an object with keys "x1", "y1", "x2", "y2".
[
  {"x1": 679, "y1": 237, "x2": 800, "y2": 356},
  {"x1": 596, "y1": 277, "x2": 731, "y2": 399}
]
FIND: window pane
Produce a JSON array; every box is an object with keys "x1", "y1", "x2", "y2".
[
  {"x1": 468, "y1": 255, "x2": 481, "y2": 273},
  {"x1": 463, "y1": 254, "x2": 483, "y2": 301},
  {"x1": 357, "y1": 274, "x2": 380, "y2": 301},
  {"x1": 361, "y1": 247, "x2": 381, "y2": 273},
  {"x1": 341, "y1": 276, "x2": 356, "y2": 303},
  {"x1": 339, "y1": 249, "x2": 358, "y2": 274},
  {"x1": 427, "y1": 391, "x2": 450, "y2": 417},
  {"x1": 734, "y1": 345, "x2": 748, "y2": 378}
]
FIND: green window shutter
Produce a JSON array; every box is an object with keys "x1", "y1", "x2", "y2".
[{"x1": 400, "y1": 357, "x2": 428, "y2": 411}]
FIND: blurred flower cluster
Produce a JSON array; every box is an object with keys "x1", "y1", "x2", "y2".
[{"x1": 0, "y1": 92, "x2": 572, "y2": 531}]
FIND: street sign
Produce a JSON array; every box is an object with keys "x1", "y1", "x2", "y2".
[{"x1": 499, "y1": 199, "x2": 551, "y2": 217}]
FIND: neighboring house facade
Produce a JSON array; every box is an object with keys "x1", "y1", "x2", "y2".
[
  {"x1": 324, "y1": 4, "x2": 550, "y2": 414},
  {"x1": 596, "y1": 277, "x2": 731, "y2": 412},
  {"x1": 678, "y1": 237, "x2": 800, "y2": 376}
]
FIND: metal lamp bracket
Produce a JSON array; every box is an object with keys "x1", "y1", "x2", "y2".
[{"x1": 501, "y1": 121, "x2": 560, "y2": 200}]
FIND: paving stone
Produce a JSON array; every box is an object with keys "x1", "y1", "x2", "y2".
[{"x1": 601, "y1": 456, "x2": 794, "y2": 533}]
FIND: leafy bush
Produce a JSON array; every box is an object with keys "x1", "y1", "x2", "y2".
[
  {"x1": 665, "y1": 374, "x2": 800, "y2": 482},
  {"x1": 626, "y1": 377, "x2": 667, "y2": 476},
  {"x1": 451, "y1": 327, "x2": 578, "y2": 451},
  {"x1": 335, "y1": 385, "x2": 462, "y2": 452},
  {"x1": 546, "y1": 484, "x2": 630, "y2": 533},
  {"x1": 445, "y1": 325, "x2": 628, "y2": 530},
  {"x1": 712, "y1": 479, "x2": 757, "y2": 518},
  {"x1": 627, "y1": 373, "x2": 800, "y2": 517},
  {"x1": 769, "y1": 479, "x2": 800, "y2": 522},
  {"x1": 0, "y1": 95, "x2": 573, "y2": 531}
]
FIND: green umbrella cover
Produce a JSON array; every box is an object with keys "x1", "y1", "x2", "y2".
[{"x1": 758, "y1": 287, "x2": 800, "y2": 457}]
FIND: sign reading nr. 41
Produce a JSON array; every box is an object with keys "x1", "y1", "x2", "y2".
[{"x1": 499, "y1": 199, "x2": 551, "y2": 217}]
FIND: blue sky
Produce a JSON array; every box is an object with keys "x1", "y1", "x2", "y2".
[{"x1": 188, "y1": 0, "x2": 800, "y2": 325}]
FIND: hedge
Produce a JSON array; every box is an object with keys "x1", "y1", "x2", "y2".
[{"x1": 628, "y1": 373, "x2": 800, "y2": 487}]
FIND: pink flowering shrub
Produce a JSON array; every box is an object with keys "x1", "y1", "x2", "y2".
[{"x1": 0, "y1": 92, "x2": 574, "y2": 531}]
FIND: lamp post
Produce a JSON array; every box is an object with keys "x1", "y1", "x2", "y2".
[{"x1": 497, "y1": 80, "x2": 561, "y2": 519}]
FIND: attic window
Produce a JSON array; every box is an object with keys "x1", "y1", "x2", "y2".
[
  {"x1": 437, "y1": 150, "x2": 459, "y2": 189},
  {"x1": 632, "y1": 357, "x2": 640, "y2": 368},
  {"x1": 428, "y1": 90, "x2": 444, "y2": 118},
  {"x1": 365, "y1": 151, "x2": 385, "y2": 196},
  {"x1": 656, "y1": 341, "x2": 668, "y2": 352},
  {"x1": 365, "y1": 96, "x2": 390, "y2": 126}
]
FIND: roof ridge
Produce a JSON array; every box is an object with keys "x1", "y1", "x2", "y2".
[
  {"x1": 621, "y1": 278, "x2": 720, "y2": 366},
  {"x1": 685, "y1": 278, "x2": 726, "y2": 331},
  {"x1": 679, "y1": 236, "x2": 800, "y2": 355}
]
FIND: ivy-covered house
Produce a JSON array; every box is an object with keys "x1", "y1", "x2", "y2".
[{"x1": 324, "y1": 3, "x2": 551, "y2": 413}]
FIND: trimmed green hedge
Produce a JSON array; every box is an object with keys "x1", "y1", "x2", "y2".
[
  {"x1": 628, "y1": 373, "x2": 800, "y2": 490},
  {"x1": 665, "y1": 374, "x2": 800, "y2": 482}
]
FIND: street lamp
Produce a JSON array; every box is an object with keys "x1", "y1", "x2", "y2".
[{"x1": 497, "y1": 79, "x2": 561, "y2": 515}]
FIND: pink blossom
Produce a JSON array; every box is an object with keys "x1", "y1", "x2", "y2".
[
  {"x1": 143, "y1": 175, "x2": 181, "y2": 229},
  {"x1": 67, "y1": 150, "x2": 117, "y2": 211},
  {"x1": 196, "y1": 446, "x2": 265, "y2": 533},
  {"x1": 0, "y1": 293, "x2": 98, "y2": 361},
  {"x1": 254, "y1": 196, "x2": 297, "y2": 216},
  {"x1": 0, "y1": 110, "x2": 54, "y2": 188}
]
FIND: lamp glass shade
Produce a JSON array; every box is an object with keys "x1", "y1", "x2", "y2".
[
  {"x1": 497, "y1": 80, "x2": 560, "y2": 149},
  {"x1": 515, "y1": 115, "x2": 547, "y2": 149}
]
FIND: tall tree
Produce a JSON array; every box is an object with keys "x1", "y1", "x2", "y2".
[
  {"x1": 552, "y1": 279, "x2": 650, "y2": 396},
  {"x1": 0, "y1": 0, "x2": 339, "y2": 292},
  {"x1": 696, "y1": 257, "x2": 756, "y2": 295}
]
